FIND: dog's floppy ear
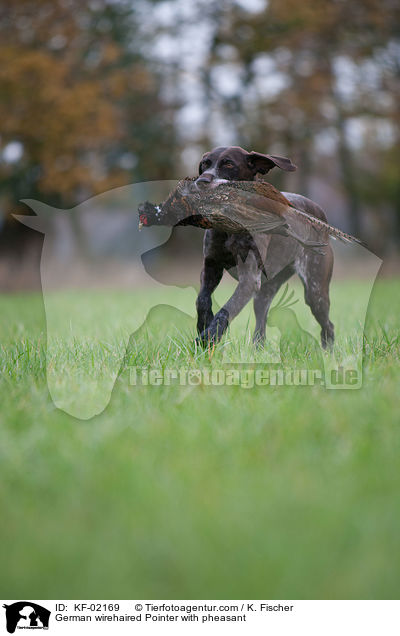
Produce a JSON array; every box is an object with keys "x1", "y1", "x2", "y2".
[{"x1": 247, "y1": 152, "x2": 297, "y2": 174}]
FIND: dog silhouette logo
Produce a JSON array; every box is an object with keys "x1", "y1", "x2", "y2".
[
  {"x1": 2, "y1": 602, "x2": 50, "y2": 633},
  {"x1": 14, "y1": 182, "x2": 382, "y2": 418}
]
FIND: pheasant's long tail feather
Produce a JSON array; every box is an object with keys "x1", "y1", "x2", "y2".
[{"x1": 290, "y1": 206, "x2": 367, "y2": 247}]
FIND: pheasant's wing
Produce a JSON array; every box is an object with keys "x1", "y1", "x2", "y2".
[
  {"x1": 233, "y1": 187, "x2": 289, "y2": 217},
  {"x1": 231, "y1": 184, "x2": 365, "y2": 248},
  {"x1": 220, "y1": 187, "x2": 289, "y2": 232},
  {"x1": 225, "y1": 188, "x2": 327, "y2": 249},
  {"x1": 281, "y1": 207, "x2": 329, "y2": 250},
  {"x1": 227, "y1": 208, "x2": 288, "y2": 233}
]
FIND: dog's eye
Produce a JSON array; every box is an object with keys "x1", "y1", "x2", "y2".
[{"x1": 223, "y1": 162, "x2": 234, "y2": 169}]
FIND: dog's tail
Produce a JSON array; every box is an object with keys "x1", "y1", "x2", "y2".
[{"x1": 290, "y1": 206, "x2": 367, "y2": 247}]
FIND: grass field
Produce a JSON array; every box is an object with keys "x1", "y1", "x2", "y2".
[{"x1": 0, "y1": 278, "x2": 399, "y2": 599}]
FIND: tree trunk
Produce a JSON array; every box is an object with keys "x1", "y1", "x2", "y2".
[{"x1": 335, "y1": 108, "x2": 362, "y2": 237}]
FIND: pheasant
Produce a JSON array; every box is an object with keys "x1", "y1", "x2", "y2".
[{"x1": 138, "y1": 177, "x2": 365, "y2": 250}]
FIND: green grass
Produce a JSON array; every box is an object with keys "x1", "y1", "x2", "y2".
[{"x1": 0, "y1": 279, "x2": 399, "y2": 599}]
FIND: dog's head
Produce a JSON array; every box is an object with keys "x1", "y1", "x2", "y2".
[{"x1": 196, "y1": 145, "x2": 296, "y2": 187}]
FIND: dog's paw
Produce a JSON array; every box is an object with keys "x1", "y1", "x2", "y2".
[
  {"x1": 195, "y1": 330, "x2": 214, "y2": 347},
  {"x1": 252, "y1": 332, "x2": 265, "y2": 348},
  {"x1": 195, "y1": 310, "x2": 229, "y2": 347}
]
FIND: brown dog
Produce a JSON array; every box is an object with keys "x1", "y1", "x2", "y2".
[{"x1": 195, "y1": 146, "x2": 334, "y2": 348}]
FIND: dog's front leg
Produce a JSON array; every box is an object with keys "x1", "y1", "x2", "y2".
[
  {"x1": 198, "y1": 251, "x2": 261, "y2": 345},
  {"x1": 196, "y1": 257, "x2": 224, "y2": 334}
]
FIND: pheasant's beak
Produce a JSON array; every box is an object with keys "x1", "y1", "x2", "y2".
[{"x1": 138, "y1": 213, "x2": 148, "y2": 230}]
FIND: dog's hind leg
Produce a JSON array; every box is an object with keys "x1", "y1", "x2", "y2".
[
  {"x1": 297, "y1": 248, "x2": 334, "y2": 349},
  {"x1": 253, "y1": 266, "x2": 294, "y2": 345}
]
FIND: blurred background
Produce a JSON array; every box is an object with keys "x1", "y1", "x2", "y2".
[{"x1": 0, "y1": 0, "x2": 399, "y2": 289}]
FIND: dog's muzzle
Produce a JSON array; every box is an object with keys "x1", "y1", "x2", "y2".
[
  {"x1": 196, "y1": 173, "x2": 229, "y2": 190},
  {"x1": 195, "y1": 172, "x2": 214, "y2": 187}
]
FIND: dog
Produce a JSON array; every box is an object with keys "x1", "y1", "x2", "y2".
[{"x1": 195, "y1": 146, "x2": 334, "y2": 348}]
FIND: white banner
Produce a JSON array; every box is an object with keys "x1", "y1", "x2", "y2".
[{"x1": 1, "y1": 600, "x2": 399, "y2": 635}]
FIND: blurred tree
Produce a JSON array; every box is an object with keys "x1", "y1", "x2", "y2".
[
  {"x1": 0, "y1": 0, "x2": 180, "y2": 212},
  {"x1": 0, "y1": 0, "x2": 182, "y2": 270}
]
